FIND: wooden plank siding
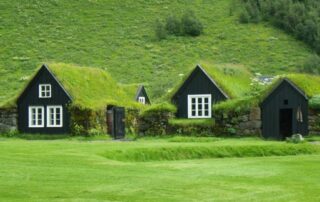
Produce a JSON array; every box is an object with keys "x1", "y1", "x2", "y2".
[{"x1": 260, "y1": 79, "x2": 308, "y2": 140}]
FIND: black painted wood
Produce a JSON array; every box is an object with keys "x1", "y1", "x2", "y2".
[
  {"x1": 171, "y1": 65, "x2": 228, "y2": 118},
  {"x1": 17, "y1": 64, "x2": 72, "y2": 134},
  {"x1": 135, "y1": 85, "x2": 151, "y2": 104},
  {"x1": 260, "y1": 79, "x2": 308, "y2": 140},
  {"x1": 107, "y1": 106, "x2": 125, "y2": 139}
]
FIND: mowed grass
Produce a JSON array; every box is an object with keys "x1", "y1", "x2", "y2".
[
  {"x1": 0, "y1": 0, "x2": 313, "y2": 104},
  {"x1": 0, "y1": 138, "x2": 320, "y2": 201}
]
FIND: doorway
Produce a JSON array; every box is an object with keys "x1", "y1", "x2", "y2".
[
  {"x1": 279, "y1": 108, "x2": 293, "y2": 139},
  {"x1": 106, "y1": 106, "x2": 125, "y2": 139}
]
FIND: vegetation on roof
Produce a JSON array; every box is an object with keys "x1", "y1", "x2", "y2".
[
  {"x1": 1, "y1": 63, "x2": 144, "y2": 110},
  {"x1": 167, "y1": 62, "x2": 253, "y2": 102},
  {"x1": 49, "y1": 63, "x2": 145, "y2": 109},
  {"x1": 214, "y1": 73, "x2": 320, "y2": 113}
]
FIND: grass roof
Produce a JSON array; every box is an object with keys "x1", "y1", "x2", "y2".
[
  {"x1": 214, "y1": 73, "x2": 320, "y2": 113},
  {"x1": 167, "y1": 62, "x2": 253, "y2": 101},
  {"x1": 1, "y1": 63, "x2": 143, "y2": 110}
]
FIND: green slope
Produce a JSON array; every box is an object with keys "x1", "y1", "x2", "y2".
[{"x1": 0, "y1": 0, "x2": 313, "y2": 104}]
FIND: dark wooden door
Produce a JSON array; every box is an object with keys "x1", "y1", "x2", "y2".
[
  {"x1": 114, "y1": 107, "x2": 125, "y2": 139},
  {"x1": 107, "y1": 110, "x2": 114, "y2": 135},
  {"x1": 279, "y1": 108, "x2": 293, "y2": 139}
]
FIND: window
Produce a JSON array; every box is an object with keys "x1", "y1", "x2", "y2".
[
  {"x1": 188, "y1": 94, "x2": 211, "y2": 118},
  {"x1": 47, "y1": 106, "x2": 63, "y2": 127},
  {"x1": 138, "y1": 96, "x2": 146, "y2": 104},
  {"x1": 28, "y1": 106, "x2": 44, "y2": 127},
  {"x1": 39, "y1": 84, "x2": 51, "y2": 98}
]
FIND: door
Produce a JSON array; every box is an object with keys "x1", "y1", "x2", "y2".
[
  {"x1": 279, "y1": 108, "x2": 293, "y2": 139},
  {"x1": 106, "y1": 110, "x2": 114, "y2": 135},
  {"x1": 114, "y1": 107, "x2": 125, "y2": 139}
]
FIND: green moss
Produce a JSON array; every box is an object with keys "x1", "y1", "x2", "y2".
[{"x1": 140, "y1": 102, "x2": 177, "y2": 117}]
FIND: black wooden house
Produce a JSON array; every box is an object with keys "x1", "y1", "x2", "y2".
[
  {"x1": 135, "y1": 85, "x2": 151, "y2": 105},
  {"x1": 17, "y1": 64, "x2": 72, "y2": 134},
  {"x1": 260, "y1": 78, "x2": 308, "y2": 140},
  {"x1": 172, "y1": 65, "x2": 228, "y2": 118}
]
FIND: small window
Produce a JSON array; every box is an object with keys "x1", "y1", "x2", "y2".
[
  {"x1": 284, "y1": 99, "x2": 288, "y2": 105},
  {"x1": 28, "y1": 106, "x2": 44, "y2": 128},
  {"x1": 138, "y1": 97, "x2": 146, "y2": 104},
  {"x1": 39, "y1": 84, "x2": 51, "y2": 98},
  {"x1": 188, "y1": 94, "x2": 212, "y2": 118},
  {"x1": 47, "y1": 106, "x2": 63, "y2": 127}
]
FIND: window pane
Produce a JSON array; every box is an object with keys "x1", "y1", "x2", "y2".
[
  {"x1": 198, "y1": 104, "x2": 202, "y2": 110},
  {"x1": 56, "y1": 120, "x2": 61, "y2": 125},
  {"x1": 192, "y1": 111, "x2": 196, "y2": 116},
  {"x1": 192, "y1": 104, "x2": 196, "y2": 110},
  {"x1": 199, "y1": 111, "x2": 202, "y2": 116},
  {"x1": 198, "y1": 98, "x2": 202, "y2": 104},
  {"x1": 205, "y1": 110, "x2": 209, "y2": 116},
  {"x1": 205, "y1": 104, "x2": 209, "y2": 109},
  {"x1": 191, "y1": 98, "x2": 196, "y2": 103},
  {"x1": 204, "y1": 98, "x2": 209, "y2": 103}
]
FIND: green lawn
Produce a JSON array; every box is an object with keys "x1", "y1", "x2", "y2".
[{"x1": 0, "y1": 137, "x2": 319, "y2": 201}]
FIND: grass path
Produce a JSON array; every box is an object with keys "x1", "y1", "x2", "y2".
[{"x1": 0, "y1": 139, "x2": 319, "y2": 201}]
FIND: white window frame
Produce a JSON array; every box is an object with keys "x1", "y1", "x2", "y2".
[
  {"x1": 28, "y1": 106, "x2": 45, "y2": 128},
  {"x1": 138, "y1": 96, "x2": 146, "y2": 104},
  {"x1": 47, "y1": 106, "x2": 63, "y2": 127},
  {"x1": 39, "y1": 84, "x2": 51, "y2": 98},
  {"x1": 188, "y1": 94, "x2": 212, "y2": 118}
]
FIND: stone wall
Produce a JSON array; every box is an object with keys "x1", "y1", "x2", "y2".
[
  {"x1": 0, "y1": 108, "x2": 18, "y2": 133},
  {"x1": 308, "y1": 109, "x2": 320, "y2": 135},
  {"x1": 215, "y1": 107, "x2": 262, "y2": 136}
]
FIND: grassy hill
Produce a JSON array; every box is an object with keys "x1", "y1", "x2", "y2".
[{"x1": 0, "y1": 0, "x2": 314, "y2": 105}]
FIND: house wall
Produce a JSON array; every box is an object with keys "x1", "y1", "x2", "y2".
[
  {"x1": 261, "y1": 81, "x2": 308, "y2": 139},
  {"x1": 17, "y1": 67, "x2": 72, "y2": 134},
  {"x1": 215, "y1": 108, "x2": 262, "y2": 136},
  {"x1": 136, "y1": 87, "x2": 151, "y2": 104},
  {"x1": 172, "y1": 68, "x2": 227, "y2": 118},
  {"x1": 0, "y1": 108, "x2": 18, "y2": 133}
]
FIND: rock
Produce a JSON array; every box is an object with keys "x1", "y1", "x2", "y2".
[{"x1": 249, "y1": 107, "x2": 261, "y2": 121}]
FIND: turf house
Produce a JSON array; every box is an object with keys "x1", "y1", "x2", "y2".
[
  {"x1": 7, "y1": 63, "x2": 143, "y2": 135},
  {"x1": 171, "y1": 65, "x2": 228, "y2": 119},
  {"x1": 260, "y1": 79, "x2": 308, "y2": 140},
  {"x1": 135, "y1": 85, "x2": 151, "y2": 105}
]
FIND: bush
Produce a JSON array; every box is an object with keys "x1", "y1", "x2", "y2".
[
  {"x1": 88, "y1": 127, "x2": 105, "y2": 137},
  {"x1": 165, "y1": 15, "x2": 181, "y2": 36},
  {"x1": 155, "y1": 10, "x2": 203, "y2": 39},
  {"x1": 286, "y1": 134, "x2": 305, "y2": 144},
  {"x1": 154, "y1": 19, "x2": 167, "y2": 40},
  {"x1": 302, "y1": 54, "x2": 320, "y2": 74},
  {"x1": 181, "y1": 10, "x2": 203, "y2": 36}
]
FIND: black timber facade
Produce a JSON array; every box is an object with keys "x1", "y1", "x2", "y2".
[
  {"x1": 260, "y1": 79, "x2": 308, "y2": 140},
  {"x1": 17, "y1": 65, "x2": 72, "y2": 134},
  {"x1": 172, "y1": 65, "x2": 228, "y2": 118},
  {"x1": 135, "y1": 85, "x2": 151, "y2": 104}
]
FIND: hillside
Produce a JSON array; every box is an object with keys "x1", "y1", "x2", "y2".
[{"x1": 0, "y1": 0, "x2": 314, "y2": 105}]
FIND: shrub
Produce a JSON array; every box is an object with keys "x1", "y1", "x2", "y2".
[
  {"x1": 165, "y1": 15, "x2": 181, "y2": 36},
  {"x1": 181, "y1": 10, "x2": 203, "y2": 36},
  {"x1": 286, "y1": 134, "x2": 305, "y2": 144},
  {"x1": 154, "y1": 19, "x2": 167, "y2": 40},
  {"x1": 88, "y1": 127, "x2": 105, "y2": 137}
]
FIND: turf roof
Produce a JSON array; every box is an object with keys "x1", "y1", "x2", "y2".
[
  {"x1": 168, "y1": 62, "x2": 253, "y2": 101},
  {"x1": 214, "y1": 73, "x2": 320, "y2": 113},
  {"x1": 2, "y1": 63, "x2": 142, "y2": 109}
]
